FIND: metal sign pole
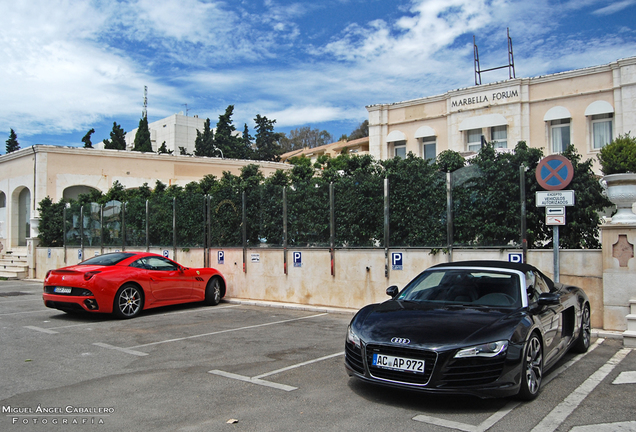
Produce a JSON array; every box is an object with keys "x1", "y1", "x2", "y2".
[{"x1": 553, "y1": 225, "x2": 559, "y2": 283}]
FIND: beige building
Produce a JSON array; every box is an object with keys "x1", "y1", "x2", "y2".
[
  {"x1": 368, "y1": 56, "x2": 636, "y2": 172},
  {"x1": 280, "y1": 136, "x2": 370, "y2": 164},
  {"x1": 0, "y1": 145, "x2": 290, "y2": 251}
]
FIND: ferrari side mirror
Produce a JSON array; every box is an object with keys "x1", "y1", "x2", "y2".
[{"x1": 386, "y1": 285, "x2": 399, "y2": 298}]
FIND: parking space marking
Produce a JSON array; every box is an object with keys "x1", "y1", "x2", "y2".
[
  {"x1": 531, "y1": 348, "x2": 632, "y2": 432},
  {"x1": 570, "y1": 421, "x2": 636, "y2": 431},
  {"x1": 0, "y1": 310, "x2": 50, "y2": 316},
  {"x1": 413, "y1": 339, "x2": 605, "y2": 431},
  {"x1": 93, "y1": 342, "x2": 149, "y2": 357},
  {"x1": 23, "y1": 325, "x2": 58, "y2": 334},
  {"x1": 414, "y1": 402, "x2": 520, "y2": 432},
  {"x1": 253, "y1": 352, "x2": 344, "y2": 379},
  {"x1": 612, "y1": 371, "x2": 636, "y2": 385},
  {"x1": 210, "y1": 370, "x2": 298, "y2": 392},
  {"x1": 127, "y1": 312, "x2": 328, "y2": 349},
  {"x1": 93, "y1": 313, "x2": 328, "y2": 355},
  {"x1": 210, "y1": 351, "x2": 344, "y2": 392}
]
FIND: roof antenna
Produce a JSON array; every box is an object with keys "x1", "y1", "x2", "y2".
[
  {"x1": 182, "y1": 104, "x2": 189, "y2": 116},
  {"x1": 473, "y1": 28, "x2": 516, "y2": 85},
  {"x1": 142, "y1": 86, "x2": 148, "y2": 118}
]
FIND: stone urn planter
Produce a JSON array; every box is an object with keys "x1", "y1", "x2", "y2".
[
  {"x1": 600, "y1": 173, "x2": 636, "y2": 224},
  {"x1": 598, "y1": 134, "x2": 636, "y2": 224}
]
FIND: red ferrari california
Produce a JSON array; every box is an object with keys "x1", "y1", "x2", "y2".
[{"x1": 43, "y1": 252, "x2": 226, "y2": 319}]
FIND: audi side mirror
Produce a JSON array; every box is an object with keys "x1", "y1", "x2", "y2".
[{"x1": 538, "y1": 292, "x2": 560, "y2": 306}]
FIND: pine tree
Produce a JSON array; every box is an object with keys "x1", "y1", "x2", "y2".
[
  {"x1": 240, "y1": 123, "x2": 255, "y2": 160},
  {"x1": 215, "y1": 105, "x2": 240, "y2": 158},
  {"x1": 132, "y1": 117, "x2": 152, "y2": 152},
  {"x1": 157, "y1": 141, "x2": 172, "y2": 154},
  {"x1": 82, "y1": 128, "x2": 95, "y2": 148},
  {"x1": 6, "y1": 129, "x2": 20, "y2": 153},
  {"x1": 194, "y1": 118, "x2": 215, "y2": 157},
  {"x1": 254, "y1": 115, "x2": 283, "y2": 161},
  {"x1": 103, "y1": 122, "x2": 127, "y2": 150}
]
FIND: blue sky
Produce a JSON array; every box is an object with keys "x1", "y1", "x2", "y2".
[{"x1": 2, "y1": 0, "x2": 636, "y2": 153}]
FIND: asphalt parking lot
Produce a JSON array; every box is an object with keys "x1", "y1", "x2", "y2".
[{"x1": 1, "y1": 279, "x2": 635, "y2": 432}]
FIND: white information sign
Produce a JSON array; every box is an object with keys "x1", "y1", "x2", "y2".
[
  {"x1": 546, "y1": 206, "x2": 565, "y2": 216},
  {"x1": 547, "y1": 215, "x2": 566, "y2": 226},
  {"x1": 536, "y1": 190, "x2": 575, "y2": 207}
]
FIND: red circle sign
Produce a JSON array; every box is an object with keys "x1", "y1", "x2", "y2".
[{"x1": 536, "y1": 155, "x2": 574, "y2": 191}]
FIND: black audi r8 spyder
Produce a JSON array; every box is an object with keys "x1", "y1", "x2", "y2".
[{"x1": 345, "y1": 261, "x2": 591, "y2": 400}]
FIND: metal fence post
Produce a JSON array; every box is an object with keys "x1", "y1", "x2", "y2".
[
  {"x1": 520, "y1": 165, "x2": 527, "y2": 263},
  {"x1": 122, "y1": 202, "x2": 126, "y2": 252},
  {"x1": 283, "y1": 186, "x2": 288, "y2": 275},
  {"x1": 446, "y1": 172, "x2": 453, "y2": 262},
  {"x1": 145, "y1": 199, "x2": 149, "y2": 252},
  {"x1": 384, "y1": 178, "x2": 389, "y2": 278},
  {"x1": 100, "y1": 204, "x2": 104, "y2": 255},
  {"x1": 242, "y1": 191, "x2": 247, "y2": 273},
  {"x1": 80, "y1": 205, "x2": 84, "y2": 259},
  {"x1": 173, "y1": 197, "x2": 177, "y2": 261},
  {"x1": 330, "y1": 182, "x2": 335, "y2": 277}
]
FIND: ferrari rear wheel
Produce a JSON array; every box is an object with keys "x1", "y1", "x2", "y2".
[
  {"x1": 204, "y1": 277, "x2": 222, "y2": 306},
  {"x1": 573, "y1": 304, "x2": 591, "y2": 353},
  {"x1": 518, "y1": 334, "x2": 543, "y2": 401},
  {"x1": 114, "y1": 284, "x2": 144, "y2": 319}
]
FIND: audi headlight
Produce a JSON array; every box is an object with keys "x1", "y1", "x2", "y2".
[
  {"x1": 347, "y1": 325, "x2": 361, "y2": 348},
  {"x1": 454, "y1": 341, "x2": 508, "y2": 358}
]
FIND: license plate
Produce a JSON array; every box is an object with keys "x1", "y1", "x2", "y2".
[
  {"x1": 54, "y1": 287, "x2": 72, "y2": 294},
  {"x1": 372, "y1": 353, "x2": 425, "y2": 373}
]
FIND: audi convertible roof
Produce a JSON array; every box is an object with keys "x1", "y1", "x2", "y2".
[{"x1": 430, "y1": 260, "x2": 539, "y2": 274}]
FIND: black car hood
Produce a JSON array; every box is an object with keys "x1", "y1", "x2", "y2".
[{"x1": 355, "y1": 300, "x2": 524, "y2": 350}]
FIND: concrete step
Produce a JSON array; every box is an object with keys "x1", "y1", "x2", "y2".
[
  {"x1": 623, "y1": 330, "x2": 636, "y2": 348},
  {"x1": 0, "y1": 255, "x2": 28, "y2": 262},
  {"x1": 627, "y1": 314, "x2": 636, "y2": 332},
  {"x1": 0, "y1": 271, "x2": 23, "y2": 280},
  {"x1": 0, "y1": 252, "x2": 29, "y2": 280}
]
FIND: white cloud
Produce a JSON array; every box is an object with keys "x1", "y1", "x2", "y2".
[{"x1": 592, "y1": 0, "x2": 636, "y2": 15}]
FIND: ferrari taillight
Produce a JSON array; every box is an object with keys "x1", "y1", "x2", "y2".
[{"x1": 84, "y1": 271, "x2": 101, "y2": 281}]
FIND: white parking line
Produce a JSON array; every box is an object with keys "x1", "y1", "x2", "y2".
[
  {"x1": 613, "y1": 371, "x2": 636, "y2": 385},
  {"x1": 93, "y1": 342, "x2": 149, "y2": 357},
  {"x1": 253, "y1": 352, "x2": 344, "y2": 379},
  {"x1": 413, "y1": 339, "x2": 605, "y2": 431},
  {"x1": 127, "y1": 313, "x2": 328, "y2": 349},
  {"x1": 23, "y1": 325, "x2": 58, "y2": 334},
  {"x1": 209, "y1": 352, "x2": 344, "y2": 392},
  {"x1": 414, "y1": 402, "x2": 520, "y2": 432},
  {"x1": 531, "y1": 347, "x2": 633, "y2": 432},
  {"x1": 93, "y1": 313, "x2": 328, "y2": 355},
  {"x1": 209, "y1": 370, "x2": 298, "y2": 392}
]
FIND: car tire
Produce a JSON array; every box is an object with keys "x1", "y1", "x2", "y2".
[
  {"x1": 573, "y1": 304, "x2": 591, "y2": 353},
  {"x1": 113, "y1": 284, "x2": 144, "y2": 319},
  {"x1": 204, "y1": 277, "x2": 222, "y2": 306},
  {"x1": 518, "y1": 333, "x2": 543, "y2": 401}
]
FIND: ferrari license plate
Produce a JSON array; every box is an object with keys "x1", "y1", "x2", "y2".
[
  {"x1": 54, "y1": 287, "x2": 72, "y2": 294},
  {"x1": 372, "y1": 353, "x2": 424, "y2": 373}
]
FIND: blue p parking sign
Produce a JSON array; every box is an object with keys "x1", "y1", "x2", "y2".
[
  {"x1": 392, "y1": 253, "x2": 403, "y2": 270},
  {"x1": 218, "y1": 251, "x2": 225, "y2": 265},
  {"x1": 293, "y1": 251, "x2": 302, "y2": 267}
]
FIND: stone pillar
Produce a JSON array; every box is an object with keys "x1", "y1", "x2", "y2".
[{"x1": 601, "y1": 224, "x2": 636, "y2": 331}]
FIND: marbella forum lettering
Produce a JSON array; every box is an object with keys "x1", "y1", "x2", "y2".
[{"x1": 451, "y1": 89, "x2": 519, "y2": 108}]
